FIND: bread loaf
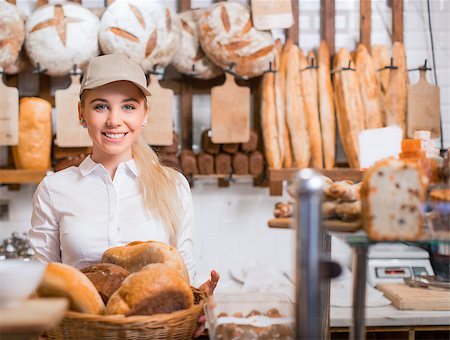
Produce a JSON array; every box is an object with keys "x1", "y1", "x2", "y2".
[
  {"x1": 201, "y1": 129, "x2": 220, "y2": 155},
  {"x1": 215, "y1": 152, "x2": 232, "y2": 175},
  {"x1": 318, "y1": 40, "x2": 335, "y2": 169},
  {"x1": 12, "y1": 97, "x2": 52, "y2": 170},
  {"x1": 0, "y1": 1, "x2": 25, "y2": 69},
  {"x1": 274, "y1": 39, "x2": 286, "y2": 164},
  {"x1": 198, "y1": 2, "x2": 275, "y2": 78},
  {"x1": 157, "y1": 131, "x2": 179, "y2": 154},
  {"x1": 197, "y1": 151, "x2": 214, "y2": 175},
  {"x1": 361, "y1": 159, "x2": 426, "y2": 241},
  {"x1": 101, "y1": 240, "x2": 190, "y2": 283},
  {"x1": 240, "y1": 129, "x2": 258, "y2": 153},
  {"x1": 280, "y1": 40, "x2": 294, "y2": 168},
  {"x1": 106, "y1": 263, "x2": 193, "y2": 316},
  {"x1": 25, "y1": 3, "x2": 99, "y2": 76},
  {"x1": 80, "y1": 263, "x2": 129, "y2": 304},
  {"x1": 99, "y1": 0, "x2": 181, "y2": 71},
  {"x1": 333, "y1": 49, "x2": 365, "y2": 168},
  {"x1": 355, "y1": 44, "x2": 383, "y2": 129},
  {"x1": 158, "y1": 153, "x2": 180, "y2": 171},
  {"x1": 372, "y1": 45, "x2": 390, "y2": 95},
  {"x1": 300, "y1": 48, "x2": 323, "y2": 168},
  {"x1": 222, "y1": 143, "x2": 239, "y2": 154},
  {"x1": 285, "y1": 44, "x2": 310, "y2": 168},
  {"x1": 322, "y1": 200, "x2": 361, "y2": 221},
  {"x1": 37, "y1": 263, "x2": 105, "y2": 314},
  {"x1": 232, "y1": 152, "x2": 249, "y2": 175},
  {"x1": 180, "y1": 150, "x2": 198, "y2": 176},
  {"x1": 171, "y1": 9, "x2": 222, "y2": 79},
  {"x1": 249, "y1": 151, "x2": 264, "y2": 177}
]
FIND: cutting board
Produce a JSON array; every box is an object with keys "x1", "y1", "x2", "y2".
[
  {"x1": 407, "y1": 70, "x2": 441, "y2": 138},
  {"x1": 377, "y1": 283, "x2": 450, "y2": 311},
  {"x1": 268, "y1": 218, "x2": 361, "y2": 232},
  {"x1": 251, "y1": 0, "x2": 293, "y2": 30},
  {"x1": 0, "y1": 75, "x2": 19, "y2": 146},
  {"x1": 211, "y1": 72, "x2": 250, "y2": 144},
  {"x1": 55, "y1": 75, "x2": 92, "y2": 147},
  {"x1": 142, "y1": 74, "x2": 173, "y2": 146}
]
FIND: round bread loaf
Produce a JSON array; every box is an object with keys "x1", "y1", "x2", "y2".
[
  {"x1": 101, "y1": 240, "x2": 189, "y2": 283},
  {"x1": 171, "y1": 9, "x2": 222, "y2": 79},
  {"x1": 105, "y1": 263, "x2": 194, "y2": 316},
  {"x1": 99, "y1": 0, "x2": 181, "y2": 72},
  {"x1": 80, "y1": 263, "x2": 129, "y2": 304},
  {"x1": 25, "y1": 2, "x2": 100, "y2": 76},
  {"x1": 36, "y1": 262, "x2": 105, "y2": 314},
  {"x1": 0, "y1": 1, "x2": 25, "y2": 69},
  {"x1": 198, "y1": 2, "x2": 275, "y2": 78}
]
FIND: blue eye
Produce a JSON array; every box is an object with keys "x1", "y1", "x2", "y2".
[
  {"x1": 123, "y1": 104, "x2": 135, "y2": 111},
  {"x1": 95, "y1": 104, "x2": 108, "y2": 111}
]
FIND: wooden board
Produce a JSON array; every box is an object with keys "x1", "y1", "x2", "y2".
[
  {"x1": 251, "y1": 0, "x2": 293, "y2": 30},
  {"x1": 142, "y1": 74, "x2": 173, "y2": 146},
  {"x1": 268, "y1": 218, "x2": 361, "y2": 232},
  {"x1": 55, "y1": 75, "x2": 92, "y2": 147},
  {"x1": 0, "y1": 169, "x2": 47, "y2": 184},
  {"x1": 211, "y1": 73, "x2": 250, "y2": 144},
  {"x1": 0, "y1": 76, "x2": 19, "y2": 146},
  {"x1": 407, "y1": 70, "x2": 441, "y2": 138},
  {"x1": 377, "y1": 283, "x2": 450, "y2": 311},
  {"x1": 0, "y1": 298, "x2": 68, "y2": 334}
]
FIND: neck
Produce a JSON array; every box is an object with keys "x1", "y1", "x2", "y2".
[{"x1": 91, "y1": 149, "x2": 133, "y2": 179}]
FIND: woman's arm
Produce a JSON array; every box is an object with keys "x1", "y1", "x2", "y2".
[{"x1": 28, "y1": 178, "x2": 62, "y2": 263}]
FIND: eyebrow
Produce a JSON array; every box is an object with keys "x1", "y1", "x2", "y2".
[{"x1": 89, "y1": 98, "x2": 140, "y2": 104}]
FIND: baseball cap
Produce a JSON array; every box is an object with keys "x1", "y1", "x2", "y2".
[{"x1": 80, "y1": 54, "x2": 151, "y2": 97}]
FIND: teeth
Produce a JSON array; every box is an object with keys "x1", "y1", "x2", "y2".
[{"x1": 105, "y1": 133, "x2": 125, "y2": 139}]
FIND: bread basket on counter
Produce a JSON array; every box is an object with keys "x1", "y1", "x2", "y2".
[{"x1": 45, "y1": 287, "x2": 207, "y2": 340}]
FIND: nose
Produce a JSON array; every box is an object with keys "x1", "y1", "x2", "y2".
[{"x1": 106, "y1": 108, "x2": 122, "y2": 127}]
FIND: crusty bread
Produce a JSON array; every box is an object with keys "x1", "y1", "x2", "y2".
[
  {"x1": 325, "y1": 180, "x2": 361, "y2": 202},
  {"x1": 322, "y1": 200, "x2": 361, "y2": 221},
  {"x1": 280, "y1": 40, "x2": 294, "y2": 168},
  {"x1": 80, "y1": 263, "x2": 129, "y2": 304},
  {"x1": 384, "y1": 42, "x2": 408, "y2": 135},
  {"x1": 355, "y1": 44, "x2": 383, "y2": 129},
  {"x1": 198, "y1": 2, "x2": 275, "y2": 78},
  {"x1": 299, "y1": 48, "x2": 323, "y2": 169},
  {"x1": 36, "y1": 263, "x2": 105, "y2": 314},
  {"x1": 333, "y1": 48, "x2": 365, "y2": 168},
  {"x1": 372, "y1": 45, "x2": 390, "y2": 95},
  {"x1": 12, "y1": 97, "x2": 52, "y2": 170},
  {"x1": 0, "y1": 1, "x2": 25, "y2": 69},
  {"x1": 285, "y1": 44, "x2": 310, "y2": 168},
  {"x1": 361, "y1": 159, "x2": 426, "y2": 241},
  {"x1": 101, "y1": 240, "x2": 189, "y2": 283},
  {"x1": 274, "y1": 39, "x2": 286, "y2": 164},
  {"x1": 106, "y1": 263, "x2": 194, "y2": 316},
  {"x1": 318, "y1": 40, "x2": 335, "y2": 170}
]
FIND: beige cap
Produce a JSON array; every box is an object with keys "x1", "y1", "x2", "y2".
[{"x1": 80, "y1": 54, "x2": 151, "y2": 97}]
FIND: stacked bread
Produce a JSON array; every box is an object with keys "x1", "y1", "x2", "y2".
[
  {"x1": 0, "y1": 1, "x2": 25, "y2": 72},
  {"x1": 36, "y1": 240, "x2": 194, "y2": 316}
]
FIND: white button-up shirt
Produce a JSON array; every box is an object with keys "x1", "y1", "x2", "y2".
[{"x1": 28, "y1": 156, "x2": 195, "y2": 282}]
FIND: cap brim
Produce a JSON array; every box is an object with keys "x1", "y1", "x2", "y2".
[{"x1": 80, "y1": 75, "x2": 151, "y2": 97}]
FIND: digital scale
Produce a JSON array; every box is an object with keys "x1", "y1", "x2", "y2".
[{"x1": 367, "y1": 243, "x2": 435, "y2": 286}]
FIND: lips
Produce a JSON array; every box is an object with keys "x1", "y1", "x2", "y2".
[{"x1": 102, "y1": 132, "x2": 128, "y2": 141}]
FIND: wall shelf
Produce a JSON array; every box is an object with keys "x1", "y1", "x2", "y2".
[{"x1": 0, "y1": 169, "x2": 48, "y2": 184}]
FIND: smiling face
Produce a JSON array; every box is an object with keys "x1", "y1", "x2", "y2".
[{"x1": 78, "y1": 80, "x2": 148, "y2": 165}]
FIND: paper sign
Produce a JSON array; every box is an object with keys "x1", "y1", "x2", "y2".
[
  {"x1": 251, "y1": 0, "x2": 293, "y2": 30},
  {"x1": 0, "y1": 79, "x2": 18, "y2": 146},
  {"x1": 359, "y1": 125, "x2": 403, "y2": 169}
]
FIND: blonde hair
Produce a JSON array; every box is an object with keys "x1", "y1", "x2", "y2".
[{"x1": 80, "y1": 90, "x2": 182, "y2": 246}]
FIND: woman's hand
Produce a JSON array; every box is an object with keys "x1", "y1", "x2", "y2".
[{"x1": 194, "y1": 270, "x2": 220, "y2": 338}]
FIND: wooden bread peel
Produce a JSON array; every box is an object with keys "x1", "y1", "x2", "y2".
[
  {"x1": 0, "y1": 73, "x2": 19, "y2": 146},
  {"x1": 268, "y1": 218, "x2": 361, "y2": 232}
]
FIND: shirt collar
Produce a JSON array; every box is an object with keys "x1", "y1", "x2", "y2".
[{"x1": 78, "y1": 155, "x2": 139, "y2": 177}]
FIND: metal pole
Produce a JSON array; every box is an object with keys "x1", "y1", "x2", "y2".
[
  {"x1": 350, "y1": 245, "x2": 368, "y2": 340},
  {"x1": 294, "y1": 169, "x2": 324, "y2": 340}
]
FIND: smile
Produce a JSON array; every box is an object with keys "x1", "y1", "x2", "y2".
[{"x1": 102, "y1": 132, "x2": 128, "y2": 141}]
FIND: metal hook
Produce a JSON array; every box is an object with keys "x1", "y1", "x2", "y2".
[
  {"x1": 300, "y1": 57, "x2": 320, "y2": 72},
  {"x1": 32, "y1": 62, "x2": 47, "y2": 74},
  {"x1": 378, "y1": 57, "x2": 398, "y2": 72},
  {"x1": 70, "y1": 64, "x2": 82, "y2": 76},
  {"x1": 408, "y1": 59, "x2": 432, "y2": 72},
  {"x1": 188, "y1": 64, "x2": 197, "y2": 77},
  {"x1": 225, "y1": 171, "x2": 236, "y2": 183},
  {"x1": 264, "y1": 61, "x2": 277, "y2": 74},
  {"x1": 147, "y1": 64, "x2": 163, "y2": 76},
  {"x1": 225, "y1": 62, "x2": 237, "y2": 77}
]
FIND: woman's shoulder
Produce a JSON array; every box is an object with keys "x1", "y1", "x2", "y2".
[{"x1": 39, "y1": 166, "x2": 81, "y2": 189}]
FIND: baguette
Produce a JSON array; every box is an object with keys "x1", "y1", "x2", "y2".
[
  {"x1": 371, "y1": 44, "x2": 390, "y2": 94},
  {"x1": 333, "y1": 48, "x2": 365, "y2": 168},
  {"x1": 299, "y1": 48, "x2": 323, "y2": 168},
  {"x1": 285, "y1": 44, "x2": 310, "y2": 168},
  {"x1": 355, "y1": 44, "x2": 383, "y2": 129},
  {"x1": 274, "y1": 39, "x2": 286, "y2": 164},
  {"x1": 318, "y1": 40, "x2": 335, "y2": 170},
  {"x1": 280, "y1": 40, "x2": 294, "y2": 168}
]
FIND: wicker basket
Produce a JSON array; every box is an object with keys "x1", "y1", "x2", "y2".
[{"x1": 45, "y1": 288, "x2": 207, "y2": 340}]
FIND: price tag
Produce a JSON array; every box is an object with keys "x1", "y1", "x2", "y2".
[{"x1": 251, "y1": 0, "x2": 293, "y2": 30}]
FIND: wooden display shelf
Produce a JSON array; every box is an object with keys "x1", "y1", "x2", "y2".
[
  {"x1": 268, "y1": 168, "x2": 365, "y2": 196},
  {"x1": 0, "y1": 169, "x2": 48, "y2": 184}
]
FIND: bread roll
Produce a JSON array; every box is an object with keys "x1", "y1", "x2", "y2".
[
  {"x1": 198, "y1": 2, "x2": 275, "y2": 78},
  {"x1": 355, "y1": 44, "x2": 383, "y2": 129},
  {"x1": 201, "y1": 129, "x2": 220, "y2": 155},
  {"x1": 232, "y1": 152, "x2": 249, "y2": 175},
  {"x1": 37, "y1": 263, "x2": 105, "y2": 314},
  {"x1": 101, "y1": 240, "x2": 189, "y2": 283},
  {"x1": 80, "y1": 263, "x2": 129, "y2": 304},
  {"x1": 197, "y1": 151, "x2": 214, "y2": 175},
  {"x1": 249, "y1": 151, "x2": 264, "y2": 177},
  {"x1": 300, "y1": 48, "x2": 323, "y2": 168},
  {"x1": 322, "y1": 200, "x2": 361, "y2": 221},
  {"x1": 326, "y1": 181, "x2": 361, "y2": 202},
  {"x1": 158, "y1": 153, "x2": 180, "y2": 171},
  {"x1": 280, "y1": 40, "x2": 294, "y2": 168},
  {"x1": 180, "y1": 149, "x2": 198, "y2": 176},
  {"x1": 106, "y1": 263, "x2": 194, "y2": 316},
  {"x1": 99, "y1": 0, "x2": 181, "y2": 71},
  {"x1": 215, "y1": 152, "x2": 232, "y2": 175},
  {"x1": 285, "y1": 44, "x2": 310, "y2": 168},
  {"x1": 12, "y1": 97, "x2": 52, "y2": 170},
  {"x1": 318, "y1": 40, "x2": 336, "y2": 169},
  {"x1": 222, "y1": 143, "x2": 239, "y2": 154},
  {"x1": 25, "y1": 3, "x2": 99, "y2": 76},
  {"x1": 372, "y1": 45, "x2": 390, "y2": 95},
  {"x1": 171, "y1": 9, "x2": 222, "y2": 79},
  {"x1": 0, "y1": 1, "x2": 25, "y2": 69},
  {"x1": 274, "y1": 39, "x2": 286, "y2": 164}
]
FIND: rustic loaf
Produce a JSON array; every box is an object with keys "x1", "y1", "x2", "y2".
[
  {"x1": 198, "y1": 2, "x2": 275, "y2": 78},
  {"x1": 25, "y1": 2, "x2": 99, "y2": 76},
  {"x1": 171, "y1": 9, "x2": 222, "y2": 79},
  {"x1": 0, "y1": 1, "x2": 25, "y2": 70},
  {"x1": 36, "y1": 263, "x2": 105, "y2": 314},
  {"x1": 99, "y1": 0, "x2": 181, "y2": 72},
  {"x1": 12, "y1": 97, "x2": 52, "y2": 170},
  {"x1": 361, "y1": 159, "x2": 426, "y2": 241}
]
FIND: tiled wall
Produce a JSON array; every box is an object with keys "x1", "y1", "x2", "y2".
[{"x1": 1, "y1": 0, "x2": 449, "y2": 284}]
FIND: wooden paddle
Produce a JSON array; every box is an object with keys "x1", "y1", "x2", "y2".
[{"x1": 0, "y1": 72, "x2": 19, "y2": 146}]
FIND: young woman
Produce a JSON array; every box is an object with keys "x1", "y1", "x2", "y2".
[{"x1": 28, "y1": 54, "x2": 217, "y2": 336}]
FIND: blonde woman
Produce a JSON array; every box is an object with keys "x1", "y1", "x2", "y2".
[{"x1": 28, "y1": 54, "x2": 218, "y2": 336}]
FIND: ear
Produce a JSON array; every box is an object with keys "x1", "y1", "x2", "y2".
[
  {"x1": 77, "y1": 101, "x2": 83, "y2": 121},
  {"x1": 142, "y1": 113, "x2": 148, "y2": 127}
]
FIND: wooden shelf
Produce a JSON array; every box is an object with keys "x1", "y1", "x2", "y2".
[
  {"x1": 268, "y1": 168, "x2": 365, "y2": 196},
  {"x1": 0, "y1": 169, "x2": 48, "y2": 184}
]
